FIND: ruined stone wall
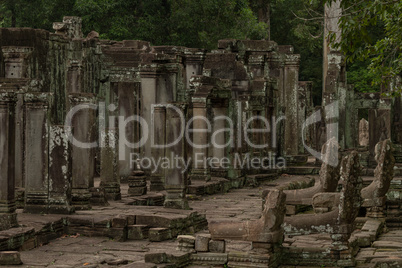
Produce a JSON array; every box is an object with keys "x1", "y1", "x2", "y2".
[{"x1": 0, "y1": 17, "x2": 316, "y2": 214}]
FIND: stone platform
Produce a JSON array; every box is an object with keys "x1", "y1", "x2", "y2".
[{"x1": 1, "y1": 175, "x2": 402, "y2": 267}]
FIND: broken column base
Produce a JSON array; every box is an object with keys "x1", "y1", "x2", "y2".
[
  {"x1": 71, "y1": 189, "x2": 92, "y2": 211},
  {"x1": 100, "y1": 182, "x2": 121, "y2": 201},
  {"x1": 89, "y1": 187, "x2": 109, "y2": 206},
  {"x1": 164, "y1": 190, "x2": 190, "y2": 210},
  {"x1": 15, "y1": 188, "x2": 25, "y2": 209},
  {"x1": 0, "y1": 251, "x2": 22, "y2": 265},
  {"x1": 48, "y1": 199, "x2": 75, "y2": 214},
  {"x1": 128, "y1": 170, "x2": 147, "y2": 196},
  {"x1": 363, "y1": 198, "x2": 387, "y2": 218},
  {"x1": 0, "y1": 213, "x2": 18, "y2": 231},
  {"x1": 150, "y1": 175, "x2": 165, "y2": 191},
  {"x1": 366, "y1": 207, "x2": 386, "y2": 218},
  {"x1": 24, "y1": 193, "x2": 48, "y2": 214}
]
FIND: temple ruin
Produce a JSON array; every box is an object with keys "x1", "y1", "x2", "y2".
[{"x1": 0, "y1": 15, "x2": 402, "y2": 267}]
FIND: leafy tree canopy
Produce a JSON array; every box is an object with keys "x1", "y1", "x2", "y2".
[
  {"x1": 0, "y1": 0, "x2": 268, "y2": 50},
  {"x1": 324, "y1": 0, "x2": 402, "y2": 95}
]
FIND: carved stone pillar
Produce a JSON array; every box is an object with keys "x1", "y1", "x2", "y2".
[
  {"x1": 100, "y1": 128, "x2": 121, "y2": 200},
  {"x1": 164, "y1": 104, "x2": 189, "y2": 209},
  {"x1": 66, "y1": 60, "x2": 83, "y2": 94},
  {"x1": 48, "y1": 126, "x2": 74, "y2": 214},
  {"x1": 68, "y1": 93, "x2": 96, "y2": 210},
  {"x1": 150, "y1": 105, "x2": 166, "y2": 191},
  {"x1": 24, "y1": 93, "x2": 51, "y2": 214},
  {"x1": 0, "y1": 91, "x2": 18, "y2": 230},
  {"x1": 140, "y1": 68, "x2": 157, "y2": 175},
  {"x1": 190, "y1": 101, "x2": 210, "y2": 181},
  {"x1": 283, "y1": 54, "x2": 301, "y2": 156}
]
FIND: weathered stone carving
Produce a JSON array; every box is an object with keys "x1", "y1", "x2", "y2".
[
  {"x1": 284, "y1": 151, "x2": 362, "y2": 256},
  {"x1": 359, "y1": 118, "x2": 369, "y2": 146},
  {"x1": 284, "y1": 137, "x2": 341, "y2": 205},
  {"x1": 53, "y1": 16, "x2": 83, "y2": 39},
  {"x1": 150, "y1": 105, "x2": 166, "y2": 191},
  {"x1": 100, "y1": 129, "x2": 121, "y2": 200},
  {"x1": 361, "y1": 139, "x2": 395, "y2": 217},
  {"x1": 164, "y1": 104, "x2": 190, "y2": 210},
  {"x1": 68, "y1": 93, "x2": 96, "y2": 211},
  {"x1": 332, "y1": 151, "x2": 363, "y2": 250},
  {"x1": 0, "y1": 91, "x2": 18, "y2": 230},
  {"x1": 24, "y1": 93, "x2": 52, "y2": 214},
  {"x1": 209, "y1": 189, "x2": 286, "y2": 243},
  {"x1": 48, "y1": 126, "x2": 74, "y2": 214},
  {"x1": 127, "y1": 170, "x2": 147, "y2": 196}
]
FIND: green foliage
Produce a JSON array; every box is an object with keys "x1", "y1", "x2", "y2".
[
  {"x1": 348, "y1": 61, "x2": 380, "y2": 93},
  {"x1": 0, "y1": 0, "x2": 266, "y2": 50},
  {"x1": 0, "y1": 0, "x2": 75, "y2": 30},
  {"x1": 168, "y1": 0, "x2": 268, "y2": 49},
  {"x1": 324, "y1": 0, "x2": 402, "y2": 94}
]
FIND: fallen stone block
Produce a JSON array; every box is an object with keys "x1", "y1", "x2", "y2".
[
  {"x1": 0, "y1": 251, "x2": 22, "y2": 265},
  {"x1": 191, "y1": 253, "x2": 228, "y2": 265},
  {"x1": 209, "y1": 239, "x2": 225, "y2": 253},
  {"x1": 145, "y1": 253, "x2": 167, "y2": 264},
  {"x1": 177, "y1": 235, "x2": 195, "y2": 244},
  {"x1": 112, "y1": 216, "x2": 128, "y2": 228},
  {"x1": 109, "y1": 227, "x2": 128, "y2": 242},
  {"x1": 149, "y1": 228, "x2": 172, "y2": 242},
  {"x1": 195, "y1": 234, "x2": 211, "y2": 252},
  {"x1": 121, "y1": 262, "x2": 157, "y2": 268},
  {"x1": 127, "y1": 225, "x2": 149, "y2": 240}
]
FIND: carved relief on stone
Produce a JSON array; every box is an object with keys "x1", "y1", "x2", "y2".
[
  {"x1": 359, "y1": 118, "x2": 369, "y2": 146},
  {"x1": 361, "y1": 139, "x2": 395, "y2": 210}
]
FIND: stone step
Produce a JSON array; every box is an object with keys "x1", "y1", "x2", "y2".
[
  {"x1": 187, "y1": 177, "x2": 234, "y2": 196},
  {"x1": 0, "y1": 227, "x2": 35, "y2": 251},
  {"x1": 284, "y1": 166, "x2": 320, "y2": 175},
  {"x1": 372, "y1": 240, "x2": 402, "y2": 249},
  {"x1": 125, "y1": 193, "x2": 165, "y2": 206}
]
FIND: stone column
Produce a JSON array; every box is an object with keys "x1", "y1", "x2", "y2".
[
  {"x1": 24, "y1": 93, "x2": 51, "y2": 214},
  {"x1": 68, "y1": 93, "x2": 96, "y2": 210},
  {"x1": 66, "y1": 60, "x2": 83, "y2": 94},
  {"x1": 283, "y1": 54, "x2": 301, "y2": 156},
  {"x1": 150, "y1": 105, "x2": 166, "y2": 191},
  {"x1": 190, "y1": 101, "x2": 210, "y2": 181},
  {"x1": 323, "y1": 0, "x2": 342, "y2": 89},
  {"x1": 211, "y1": 107, "x2": 226, "y2": 165},
  {"x1": 0, "y1": 91, "x2": 18, "y2": 230},
  {"x1": 227, "y1": 100, "x2": 243, "y2": 180},
  {"x1": 115, "y1": 82, "x2": 139, "y2": 180},
  {"x1": 140, "y1": 68, "x2": 157, "y2": 174},
  {"x1": 298, "y1": 82, "x2": 312, "y2": 154},
  {"x1": 100, "y1": 128, "x2": 121, "y2": 200},
  {"x1": 1, "y1": 47, "x2": 32, "y2": 190},
  {"x1": 48, "y1": 126, "x2": 74, "y2": 214},
  {"x1": 164, "y1": 104, "x2": 189, "y2": 209}
]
